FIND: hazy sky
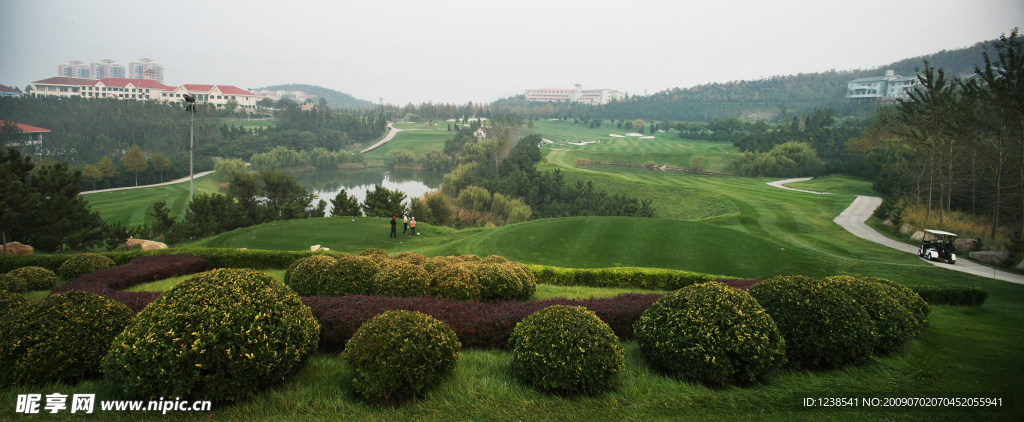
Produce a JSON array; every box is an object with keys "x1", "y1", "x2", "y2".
[{"x1": 1, "y1": 0, "x2": 1021, "y2": 105}]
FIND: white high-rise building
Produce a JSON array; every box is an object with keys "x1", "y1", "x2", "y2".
[{"x1": 129, "y1": 58, "x2": 164, "y2": 83}]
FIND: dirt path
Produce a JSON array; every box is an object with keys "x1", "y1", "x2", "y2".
[
  {"x1": 771, "y1": 179, "x2": 1024, "y2": 285},
  {"x1": 360, "y1": 127, "x2": 403, "y2": 153},
  {"x1": 79, "y1": 171, "x2": 216, "y2": 195}
]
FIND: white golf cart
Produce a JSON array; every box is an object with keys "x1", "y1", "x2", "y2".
[{"x1": 918, "y1": 229, "x2": 957, "y2": 264}]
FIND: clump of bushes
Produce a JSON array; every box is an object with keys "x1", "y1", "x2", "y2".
[
  {"x1": 861, "y1": 277, "x2": 930, "y2": 336},
  {"x1": 332, "y1": 255, "x2": 382, "y2": 295},
  {"x1": 476, "y1": 263, "x2": 523, "y2": 301},
  {"x1": 822, "y1": 276, "x2": 915, "y2": 354},
  {"x1": 748, "y1": 276, "x2": 877, "y2": 369},
  {"x1": 285, "y1": 255, "x2": 340, "y2": 296},
  {"x1": 5, "y1": 266, "x2": 58, "y2": 291},
  {"x1": 394, "y1": 252, "x2": 427, "y2": 265},
  {"x1": 912, "y1": 285, "x2": 988, "y2": 307},
  {"x1": 342, "y1": 310, "x2": 461, "y2": 404},
  {"x1": 529, "y1": 264, "x2": 725, "y2": 291},
  {"x1": 1, "y1": 292, "x2": 132, "y2": 387},
  {"x1": 0, "y1": 273, "x2": 27, "y2": 293},
  {"x1": 509, "y1": 305, "x2": 624, "y2": 395},
  {"x1": 505, "y1": 262, "x2": 537, "y2": 300},
  {"x1": 430, "y1": 264, "x2": 481, "y2": 301},
  {"x1": 374, "y1": 261, "x2": 430, "y2": 297},
  {"x1": 421, "y1": 256, "x2": 460, "y2": 273},
  {"x1": 103, "y1": 269, "x2": 320, "y2": 401},
  {"x1": 0, "y1": 290, "x2": 28, "y2": 318},
  {"x1": 58, "y1": 253, "x2": 115, "y2": 280},
  {"x1": 481, "y1": 255, "x2": 509, "y2": 263},
  {"x1": 634, "y1": 282, "x2": 786, "y2": 386},
  {"x1": 359, "y1": 248, "x2": 391, "y2": 262}
]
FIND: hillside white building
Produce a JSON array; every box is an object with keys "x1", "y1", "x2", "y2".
[
  {"x1": 524, "y1": 84, "x2": 625, "y2": 105},
  {"x1": 846, "y1": 70, "x2": 919, "y2": 101}
]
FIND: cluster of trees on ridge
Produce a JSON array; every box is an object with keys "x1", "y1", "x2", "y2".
[{"x1": 858, "y1": 30, "x2": 1024, "y2": 249}]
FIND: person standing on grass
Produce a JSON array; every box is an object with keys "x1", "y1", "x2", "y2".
[
  {"x1": 403, "y1": 215, "x2": 409, "y2": 235},
  {"x1": 390, "y1": 216, "x2": 397, "y2": 238},
  {"x1": 410, "y1": 217, "x2": 416, "y2": 237}
]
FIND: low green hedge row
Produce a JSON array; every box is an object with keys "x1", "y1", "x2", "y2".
[
  {"x1": 527, "y1": 264, "x2": 726, "y2": 291},
  {"x1": 911, "y1": 285, "x2": 988, "y2": 306},
  {"x1": 0, "y1": 248, "x2": 349, "y2": 273}
]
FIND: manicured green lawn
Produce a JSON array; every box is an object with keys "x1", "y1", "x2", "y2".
[
  {"x1": 785, "y1": 174, "x2": 878, "y2": 196},
  {"x1": 82, "y1": 173, "x2": 222, "y2": 226},
  {"x1": 361, "y1": 129, "x2": 452, "y2": 161}
]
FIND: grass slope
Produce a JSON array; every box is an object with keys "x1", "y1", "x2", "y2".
[
  {"x1": 360, "y1": 129, "x2": 452, "y2": 161},
  {"x1": 82, "y1": 173, "x2": 222, "y2": 226}
]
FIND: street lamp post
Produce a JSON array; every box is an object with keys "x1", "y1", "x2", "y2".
[{"x1": 184, "y1": 94, "x2": 198, "y2": 202}]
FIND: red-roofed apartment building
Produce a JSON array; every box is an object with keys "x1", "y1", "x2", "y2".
[
  {"x1": 1, "y1": 121, "x2": 50, "y2": 154},
  {"x1": 0, "y1": 84, "x2": 22, "y2": 97},
  {"x1": 30, "y1": 77, "x2": 174, "y2": 100},
  {"x1": 162, "y1": 84, "x2": 256, "y2": 110}
]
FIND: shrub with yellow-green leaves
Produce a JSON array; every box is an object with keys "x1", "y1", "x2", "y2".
[
  {"x1": 284, "y1": 255, "x2": 340, "y2": 296},
  {"x1": 861, "y1": 277, "x2": 930, "y2": 337},
  {"x1": 458, "y1": 254, "x2": 482, "y2": 263},
  {"x1": 634, "y1": 282, "x2": 786, "y2": 386},
  {"x1": 430, "y1": 264, "x2": 481, "y2": 301},
  {"x1": 0, "y1": 290, "x2": 28, "y2": 318},
  {"x1": 57, "y1": 253, "x2": 115, "y2": 281},
  {"x1": 394, "y1": 252, "x2": 427, "y2": 266},
  {"x1": 0, "y1": 273, "x2": 27, "y2": 293},
  {"x1": 359, "y1": 248, "x2": 391, "y2": 263},
  {"x1": 421, "y1": 256, "x2": 461, "y2": 274},
  {"x1": 504, "y1": 261, "x2": 537, "y2": 300},
  {"x1": 1, "y1": 292, "x2": 132, "y2": 387},
  {"x1": 481, "y1": 255, "x2": 509, "y2": 264},
  {"x1": 475, "y1": 263, "x2": 522, "y2": 301},
  {"x1": 6, "y1": 266, "x2": 58, "y2": 291},
  {"x1": 509, "y1": 305, "x2": 624, "y2": 395},
  {"x1": 102, "y1": 269, "x2": 320, "y2": 401},
  {"x1": 342, "y1": 310, "x2": 461, "y2": 404},
  {"x1": 331, "y1": 255, "x2": 383, "y2": 296},
  {"x1": 822, "y1": 276, "x2": 916, "y2": 354},
  {"x1": 748, "y1": 275, "x2": 877, "y2": 369},
  {"x1": 374, "y1": 260, "x2": 430, "y2": 298}
]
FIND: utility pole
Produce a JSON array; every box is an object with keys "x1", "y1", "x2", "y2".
[{"x1": 184, "y1": 94, "x2": 199, "y2": 202}]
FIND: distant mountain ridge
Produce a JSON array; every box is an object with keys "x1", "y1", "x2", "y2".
[{"x1": 258, "y1": 84, "x2": 374, "y2": 108}]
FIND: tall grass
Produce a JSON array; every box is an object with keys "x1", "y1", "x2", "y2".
[{"x1": 901, "y1": 205, "x2": 1012, "y2": 249}]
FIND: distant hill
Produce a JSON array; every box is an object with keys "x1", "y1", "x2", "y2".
[
  {"x1": 258, "y1": 84, "x2": 375, "y2": 108},
  {"x1": 490, "y1": 39, "x2": 997, "y2": 121}
]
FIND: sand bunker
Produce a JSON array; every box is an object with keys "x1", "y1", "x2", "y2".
[
  {"x1": 625, "y1": 133, "x2": 643, "y2": 136},
  {"x1": 568, "y1": 140, "x2": 600, "y2": 146},
  {"x1": 609, "y1": 134, "x2": 625, "y2": 137},
  {"x1": 640, "y1": 136, "x2": 655, "y2": 139},
  {"x1": 550, "y1": 148, "x2": 568, "y2": 151},
  {"x1": 541, "y1": 139, "x2": 554, "y2": 144}
]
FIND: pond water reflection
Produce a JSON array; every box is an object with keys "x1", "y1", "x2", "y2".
[{"x1": 292, "y1": 168, "x2": 444, "y2": 215}]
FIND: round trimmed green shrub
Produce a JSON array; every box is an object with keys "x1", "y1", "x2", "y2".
[
  {"x1": 822, "y1": 276, "x2": 915, "y2": 353},
  {"x1": 475, "y1": 263, "x2": 522, "y2": 301},
  {"x1": 1, "y1": 291, "x2": 132, "y2": 387},
  {"x1": 374, "y1": 261, "x2": 430, "y2": 298},
  {"x1": 481, "y1": 255, "x2": 509, "y2": 264},
  {"x1": 58, "y1": 253, "x2": 115, "y2": 280},
  {"x1": 342, "y1": 310, "x2": 461, "y2": 404},
  {"x1": 102, "y1": 269, "x2": 320, "y2": 401},
  {"x1": 330, "y1": 255, "x2": 382, "y2": 296},
  {"x1": 0, "y1": 273, "x2": 27, "y2": 293},
  {"x1": 509, "y1": 305, "x2": 624, "y2": 395},
  {"x1": 394, "y1": 252, "x2": 427, "y2": 266},
  {"x1": 430, "y1": 264, "x2": 481, "y2": 301},
  {"x1": 504, "y1": 262, "x2": 537, "y2": 300},
  {"x1": 284, "y1": 255, "x2": 340, "y2": 296},
  {"x1": 748, "y1": 275, "x2": 877, "y2": 369},
  {"x1": 635, "y1": 282, "x2": 786, "y2": 386},
  {"x1": 0, "y1": 290, "x2": 28, "y2": 318},
  {"x1": 861, "y1": 277, "x2": 930, "y2": 336},
  {"x1": 458, "y1": 254, "x2": 482, "y2": 263},
  {"x1": 421, "y1": 256, "x2": 461, "y2": 274},
  {"x1": 359, "y1": 248, "x2": 391, "y2": 263},
  {"x1": 6, "y1": 266, "x2": 58, "y2": 291}
]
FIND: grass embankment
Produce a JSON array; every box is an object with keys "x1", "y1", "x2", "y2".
[
  {"x1": 533, "y1": 120, "x2": 738, "y2": 174},
  {"x1": 359, "y1": 129, "x2": 452, "y2": 162},
  {"x1": 82, "y1": 173, "x2": 222, "y2": 227}
]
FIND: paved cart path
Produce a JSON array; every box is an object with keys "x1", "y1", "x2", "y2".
[
  {"x1": 771, "y1": 179, "x2": 1024, "y2": 285},
  {"x1": 361, "y1": 127, "x2": 403, "y2": 153},
  {"x1": 79, "y1": 171, "x2": 216, "y2": 195}
]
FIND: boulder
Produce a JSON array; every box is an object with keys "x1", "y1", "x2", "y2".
[
  {"x1": 969, "y1": 251, "x2": 1011, "y2": 266},
  {"x1": 899, "y1": 224, "x2": 915, "y2": 235},
  {"x1": 1, "y1": 241, "x2": 33, "y2": 255},
  {"x1": 954, "y1": 238, "x2": 978, "y2": 252},
  {"x1": 140, "y1": 241, "x2": 167, "y2": 251},
  {"x1": 1017, "y1": 260, "x2": 1024, "y2": 270},
  {"x1": 910, "y1": 231, "x2": 925, "y2": 241},
  {"x1": 883, "y1": 219, "x2": 896, "y2": 228},
  {"x1": 310, "y1": 245, "x2": 321, "y2": 252}
]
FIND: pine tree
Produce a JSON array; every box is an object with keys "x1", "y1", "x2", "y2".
[{"x1": 330, "y1": 189, "x2": 362, "y2": 216}]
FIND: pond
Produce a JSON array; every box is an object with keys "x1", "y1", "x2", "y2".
[{"x1": 292, "y1": 168, "x2": 444, "y2": 215}]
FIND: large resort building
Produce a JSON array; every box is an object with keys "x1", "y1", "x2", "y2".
[
  {"x1": 846, "y1": 70, "x2": 919, "y2": 101},
  {"x1": 28, "y1": 77, "x2": 257, "y2": 110},
  {"x1": 524, "y1": 84, "x2": 625, "y2": 105}
]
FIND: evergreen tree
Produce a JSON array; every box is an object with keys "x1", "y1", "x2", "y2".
[
  {"x1": 0, "y1": 148, "x2": 38, "y2": 254},
  {"x1": 330, "y1": 189, "x2": 361, "y2": 216},
  {"x1": 27, "y1": 162, "x2": 106, "y2": 252},
  {"x1": 361, "y1": 184, "x2": 407, "y2": 217}
]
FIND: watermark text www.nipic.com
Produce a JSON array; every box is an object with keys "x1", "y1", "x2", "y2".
[{"x1": 15, "y1": 394, "x2": 212, "y2": 415}]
